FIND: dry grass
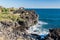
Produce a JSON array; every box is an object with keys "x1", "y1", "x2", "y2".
[{"x1": 0, "y1": 13, "x2": 24, "y2": 22}]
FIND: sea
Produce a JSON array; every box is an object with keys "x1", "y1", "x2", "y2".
[{"x1": 26, "y1": 9, "x2": 60, "y2": 39}]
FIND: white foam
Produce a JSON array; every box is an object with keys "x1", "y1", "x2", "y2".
[
  {"x1": 38, "y1": 21, "x2": 48, "y2": 25},
  {"x1": 26, "y1": 21, "x2": 49, "y2": 35}
]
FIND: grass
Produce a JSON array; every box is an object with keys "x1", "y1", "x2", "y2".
[
  {"x1": 0, "y1": 7, "x2": 25, "y2": 22},
  {"x1": 0, "y1": 12, "x2": 25, "y2": 22}
]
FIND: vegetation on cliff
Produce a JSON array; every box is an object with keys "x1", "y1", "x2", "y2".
[
  {"x1": 0, "y1": 13, "x2": 24, "y2": 22},
  {"x1": 0, "y1": 6, "x2": 38, "y2": 40},
  {"x1": 0, "y1": 7, "x2": 24, "y2": 22}
]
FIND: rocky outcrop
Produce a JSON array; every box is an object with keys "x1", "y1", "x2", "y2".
[
  {"x1": 29, "y1": 28, "x2": 60, "y2": 40},
  {"x1": 0, "y1": 7, "x2": 38, "y2": 40},
  {"x1": 44, "y1": 28, "x2": 60, "y2": 40},
  {"x1": 13, "y1": 7, "x2": 38, "y2": 31}
]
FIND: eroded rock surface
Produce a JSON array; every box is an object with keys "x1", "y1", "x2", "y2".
[
  {"x1": 29, "y1": 28, "x2": 60, "y2": 40},
  {"x1": 0, "y1": 8, "x2": 38, "y2": 40},
  {"x1": 44, "y1": 28, "x2": 60, "y2": 40},
  {"x1": 13, "y1": 8, "x2": 38, "y2": 31}
]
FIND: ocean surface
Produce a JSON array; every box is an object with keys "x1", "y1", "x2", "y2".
[{"x1": 27, "y1": 9, "x2": 60, "y2": 35}]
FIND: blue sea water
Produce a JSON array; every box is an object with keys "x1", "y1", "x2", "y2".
[
  {"x1": 27, "y1": 9, "x2": 60, "y2": 39},
  {"x1": 30, "y1": 9, "x2": 60, "y2": 29},
  {"x1": 36, "y1": 9, "x2": 60, "y2": 28}
]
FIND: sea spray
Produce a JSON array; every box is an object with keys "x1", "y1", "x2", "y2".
[{"x1": 26, "y1": 21, "x2": 49, "y2": 35}]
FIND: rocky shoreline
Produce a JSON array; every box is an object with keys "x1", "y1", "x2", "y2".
[
  {"x1": 30, "y1": 28, "x2": 60, "y2": 40},
  {"x1": 45, "y1": 28, "x2": 60, "y2": 40},
  {"x1": 0, "y1": 7, "x2": 60, "y2": 40}
]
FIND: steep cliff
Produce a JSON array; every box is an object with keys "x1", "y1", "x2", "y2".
[
  {"x1": 0, "y1": 7, "x2": 38, "y2": 40},
  {"x1": 13, "y1": 8, "x2": 38, "y2": 31}
]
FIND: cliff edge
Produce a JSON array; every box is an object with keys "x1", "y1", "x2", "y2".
[{"x1": 0, "y1": 7, "x2": 38, "y2": 40}]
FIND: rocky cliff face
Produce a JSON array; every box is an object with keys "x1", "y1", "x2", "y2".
[
  {"x1": 13, "y1": 8, "x2": 38, "y2": 31},
  {"x1": 0, "y1": 7, "x2": 38, "y2": 40}
]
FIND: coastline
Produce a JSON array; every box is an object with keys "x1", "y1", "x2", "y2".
[{"x1": 0, "y1": 7, "x2": 38, "y2": 40}]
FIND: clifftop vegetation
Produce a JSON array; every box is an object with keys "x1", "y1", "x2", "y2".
[
  {"x1": 0, "y1": 6, "x2": 38, "y2": 40},
  {"x1": 0, "y1": 6, "x2": 24, "y2": 22}
]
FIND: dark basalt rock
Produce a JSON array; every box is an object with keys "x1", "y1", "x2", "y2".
[
  {"x1": 31, "y1": 34, "x2": 41, "y2": 40},
  {"x1": 30, "y1": 28, "x2": 60, "y2": 40},
  {"x1": 44, "y1": 28, "x2": 60, "y2": 40}
]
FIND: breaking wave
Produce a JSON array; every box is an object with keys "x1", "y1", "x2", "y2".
[{"x1": 27, "y1": 21, "x2": 49, "y2": 35}]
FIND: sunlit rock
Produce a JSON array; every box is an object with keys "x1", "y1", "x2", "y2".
[{"x1": 0, "y1": 7, "x2": 38, "y2": 40}]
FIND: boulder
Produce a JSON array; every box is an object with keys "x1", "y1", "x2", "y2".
[{"x1": 44, "y1": 28, "x2": 60, "y2": 40}]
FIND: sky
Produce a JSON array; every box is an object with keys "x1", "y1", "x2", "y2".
[{"x1": 0, "y1": 0, "x2": 60, "y2": 8}]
